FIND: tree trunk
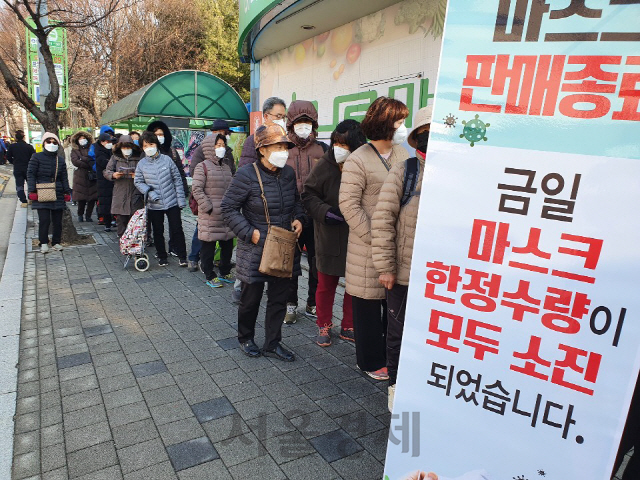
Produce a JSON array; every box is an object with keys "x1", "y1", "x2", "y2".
[{"x1": 61, "y1": 205, "x2": 94, "y2": 245}]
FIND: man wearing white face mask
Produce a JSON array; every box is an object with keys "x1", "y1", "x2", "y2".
[
  {"x1": 238, "y1": 97, "x2": 287, "y2": 170},
  {"x1": 94, "y1": 132, "x2": 116, "y2": 232},
  {"x1": 283, "y1": 100, "x2": 328, "y2": 323}
]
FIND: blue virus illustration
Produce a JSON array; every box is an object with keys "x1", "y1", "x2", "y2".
[
  {"x1": 443, "y1": 113, "x2": 457, "y2": 128},
  {"x1": 513, "y1": 476, "x2": 527, "y2": 480},
  {"x1": 537, "y1": 471, "x2": 546, "y2": 477},
  {"x1": 460, "y1": 114, "x2": 490, "y2": 146}
]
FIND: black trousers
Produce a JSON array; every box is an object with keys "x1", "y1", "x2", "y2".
[
  {"x1": 147, "y1": 206, "x2": 186, "y2": 260},
  {"x1": 38, "y1": 209, "x2": 63, "y2": 245},
  {"x1": 100, "y1": 213, "x2": 113, "y2": 225},
  {"x1": 14, "y1": 170, "x2": 26, "y2": 203},
  {"x1": 77, "y1": 200, "x2": 95, "y2": 219},
  {"x1": 386, "y1": 284, "x2": 409, "y2": 386},
  {"x1": 352, "y1": 296, "x2": 388, "y2": 372},
  {"x1": 201, "y1": 239, "x2": 234, "y2": 280},
  {"x1": 288, "y1": 222, "x2": 317, "y2": 307},
  {"x1": 613, "y1": 374, "x2": 640, "y2": 479},
  {"x1": 238, "y1": 278, "x2": 289, "y2": 351}
]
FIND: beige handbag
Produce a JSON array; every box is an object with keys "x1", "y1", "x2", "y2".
[
  {"x1": 36, "y1": 156, "x2": 59, "y2": 203},
  {"x1": 252, "y1": 163, "x2": 298, "y2": 278}
]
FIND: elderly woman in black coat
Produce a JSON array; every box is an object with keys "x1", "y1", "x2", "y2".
[
  {"x1": 221, "y1": 124, "x2": 305, "y2": 362},
  {"x1": 27, "y1": 132, "x2": 71, "y2": 254}
]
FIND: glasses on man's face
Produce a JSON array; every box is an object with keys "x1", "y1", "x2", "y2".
[{"x1": 267, "y1": 113, "x2": 286, "y2": 120}]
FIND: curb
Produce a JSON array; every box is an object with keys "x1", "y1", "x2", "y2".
[{"x1": 0, "y1": 199, "x2": 28, "y2": 480}]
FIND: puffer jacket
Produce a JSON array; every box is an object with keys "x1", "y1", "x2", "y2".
[
  {"x1": 104, "y1": 145, "x2": 144, "y2": 216},
  {"x1": 371, "y1": 154, "x2": 425, "y2": 286},
  {"x1": 146, "y1": 120, "x2": 188, "y2": 194},
  {"x1": 302, "y1": 151, "x2": 349, "y2": 277},
  {"x1": 193, "y1": 157, "x2": 234, "y2": 242},
  {"x1": 221, "y1": 161, "x2": 305, "y2": 284},
  {"x1": 70, "y1": 131, "x2": 97, "y2": 202},
  {"x1": 27, "y1": 150, "x2": 71, "y2": 210},
  {"x1": 95, "y1": 142, "x2": 114, "y2": 215},
  {"x1": 134, "y1": 153, "x2": 186, "y2": 211},
  {"x1": 238, "y1": 134, "x2": 257, "y2": 169},
  {"x1": 339, "y1": 143, "x2": 409, "y2": 299},
  {"x1": 190, "y1": 142, "x2": 235, "y2": 176},
  {"x1": 286, "y1": 100, "x2": 326, "y2": 194}
]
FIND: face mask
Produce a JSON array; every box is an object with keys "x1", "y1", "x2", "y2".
[
  {"x1": 122, "y1": 148, "x2": 133, "y2": 157},
  {"x1": 157, "y1": 135, "x2": 165, "y2": 145},
  {"x1": 144, "y1": 146, "x2": 157, "y2": 157},
  {"x1": 333, "y1": 146, "x2": 350, "y2": 164},
  {"x1": 133, "y1": 139, "x2": 139, "y2": 145},
  {"x1": 392, "y1": 123, "x2": 408, "y2": 145},
  {"x1": 79, "y1": 138, "x2": 88, "y2": 146},
  {"x1": 273, "y1": 119, "x2": 286, "y2": 130},
  {"x1": 105, "y1": 143, "x2": 113, "y2": 150},
  {"x1": 215, "y1": 147, "x2": 226, "y2": 158},
  {"x1": 294, "y1": 123, "x2": 312, "y2": 139},
  {"x1": 268, "y1": 150, "x2": 288, "y2": 168},
  {"x1": 44, "y1": 143, "x2": 58, "y2": 152},
  {"x1": 416, "y1": 131, "x2": 430, "y2": 153}
]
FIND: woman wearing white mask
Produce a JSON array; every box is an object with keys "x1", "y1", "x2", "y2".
[
  {"x1": 104, "y1": 135, "x2": 144, "y2": 237},
  {"x1": 339, "y1": 96, "x2": 409, "y2": 381},
  {"x1": 27, "y1": 132, "x2": 71, "y2": 254},
  {"x1": 134, "y1": 131, "x2": 188, "y2": 267},
  {"x1": 221, "y1": 124, "x2": 305, "y2": 362},
  {"x1": 302, "y1": 119, "x2": 366, "y2": 347},
  {"x1": 70, "y1": 131, "x2": 97, "y2": 222}
]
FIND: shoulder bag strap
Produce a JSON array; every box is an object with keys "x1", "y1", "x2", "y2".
[
  {"x1": 368, "y1": 143, "x2": 391, "y2": 172},
  {"x1": 252, "y1": 163, "x2": 270, "y2": 226},
  {"x1": 53, "y1": 155, "x2": 59, "y2": 182}
]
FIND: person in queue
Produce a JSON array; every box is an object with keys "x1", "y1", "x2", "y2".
[
  {"x1": 339, "y1": 96, "x2": 410, "y2": 381},
  {"x1": 191, "y1": 133, "x2": 236, "y2": 288},
  {"x1": 371, "y1": 105, "x2": 432, "y2": 410},
  {"x1": 221, "y1": 124, "x2": 305, "y2": 362},
  {"x1": 134, "y1": 131, "x2": 188, "y2": 267},
  {"x1": 129, "y1": 131, "x2": 141, "y2": 146},
  {"x1": 70, "y1": 131, "x2": 97, "y2": 222},
  {"x1": 283, "y1": 100, "x2": 327, "y2": 324},
  {"x1": 94, "y1": 132, "x2": 116, "y2": 232},
  {"x1": 6, "y1": 130, "x2": 35, "y2": 206},
  {"x1": 302, "y1": 119, "x2": 366, "y2": 346},
  {"x1": 27, "y1": 132, "x2": 71, "y2": 253},
  {"x1": 104, "y1": 135, "x2": 144, "y2": 237}
]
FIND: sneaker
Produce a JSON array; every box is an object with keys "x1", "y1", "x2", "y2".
[
  {"x1": 179, "y1": 258, "x2": 188, "y2": 267},
  {"x1": 158, "y1": 258, "x2": 169, "y2": 266},
  {"x1": 71, "y1": 201, "x2": 77, "y2": 206},
  {"x1": 219, "y1": 274, "x2": 234, "y2": 284},
  {"x1": 315, "y1": 325, "x2": 332, "y2": 347},
  {"x1": 283, "y1": 303, "x2": 297, "y2": 324},
  {"x1": 52, "y1": 244, "x2": 64, "y2": 251},
  {"x1": 365, "y1": 367, "x2": 389, "y2": 381},
  {"x1": 21, "y1": 203, "x2": 28, "y2": 208},
  {"x1": 305, "y1": 305, "x2": 317, "y2": 318},
  {"x1": 104, "y1": 227, "x2": 111, "y2": 232},
  {"x1": 85, "y1": 216, "x2": 93, "y2": 222},
  {"x1": 111, "y1": 220, "x2": 117, "y2": 227},
  {"x1": 231, "y1": 288, "x2": 242, "y2": 304},
  {"x1": 198, "y1": 260, "x2": 203, "y2": 273},
  {"x1": 339, "y1": 327, "x2": 355, "y2": 343},
  {"x1": 40, "y1": 244, "x2": 49, "y2": 254},
  {"x1": 187, "y1": 261, "x2": 198, "y2": 272},
  {"x1": 388, "y1": 384, "x2": 396, "y2": 412},
  {"x1": 206, "y1": 278, "x2": 223, "y2": 288},
  {"x1": 169, "y1": 250, "x2": 179, "y2": 257},
  {"x1": 78, "y1": 215, "x2": 84, "y2": 222}
]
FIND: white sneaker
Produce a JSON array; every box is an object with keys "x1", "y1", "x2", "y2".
[
  {"x1": 388, "y1": 384, "x2": 396, "y2": 412},
  {"x1": 52, "y1": 244, "x2": 64, "y2": 251},
  {"x1": 283, "y1": 303, "x2": 297, "y2": 324},
  {"x1": 40, "y1": 244, "x2": 50, "y2": 254}
]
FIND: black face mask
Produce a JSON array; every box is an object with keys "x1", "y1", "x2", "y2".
[{"x1": 416, "y1": 131, "x2": 430, "y2": 153}]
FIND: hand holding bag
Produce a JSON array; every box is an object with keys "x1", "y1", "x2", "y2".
[
  {"x1": 252, "y1": 163, "x2": 298, "y2": 278},
  {"x1": 35, "y1": 156, "x2": 59, "y2": 203}
]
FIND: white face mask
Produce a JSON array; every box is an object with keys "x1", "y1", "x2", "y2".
[
  {"x1": 294, "y1": 123, "x2": 312, "y2": 139},
  {"x1": 44, "y1": 143, "x2": 58, "y2": 152},
  {"x1": 157, "y1": 135, "x2": 165, "y2": 145},
  {"x1": 105, "y1": 143, "x2": 113, "y2": 150},
  {"x1": 122, "y1": 148, "x2": 133, "y2": 157},
  {"x1": 215, "y1": 147, "x2": 226, "y2": 158},
  {"x1": 273, "y1": 119, "x2": 286, "y2": 130},
  {"x1": 268, "y1": 149, "x2": 288, "y2": 168},
  {"x1": 79, "y1": 138, "x2": 88, "y2": 146},
  {"x1": 333, "y1": 146, "x2": 350, "y2": 164},
  {"x1": 144, "y1": 146, "x2": 157, "y2": 157},
  {"x1": 392, "y1": 123, "x2": 408, "y2": 145}
]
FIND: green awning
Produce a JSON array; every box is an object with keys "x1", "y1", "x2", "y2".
[{"x1": 100, "y1": 70, "x2": 249, "y2": 127}]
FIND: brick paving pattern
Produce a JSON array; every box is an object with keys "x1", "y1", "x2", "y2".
[{"x1": 11, "y1": 210, "x2": 389, "y2": 479}]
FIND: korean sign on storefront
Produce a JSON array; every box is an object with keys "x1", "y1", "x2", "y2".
[{"x1": 385, "y1": 1, "x2": 640, "y2": 479}]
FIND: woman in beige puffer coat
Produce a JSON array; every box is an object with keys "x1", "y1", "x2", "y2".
[
  {"x1": 191, "y1": 134, "x2": 235, "y2": 287},
  {"x1": 339, "y1": 96, "x2": 409, "y2": 380}
]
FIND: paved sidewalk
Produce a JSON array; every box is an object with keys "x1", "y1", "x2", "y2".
[{"x1": 11, "y1": 208, "x2": 389, "y2": 480}]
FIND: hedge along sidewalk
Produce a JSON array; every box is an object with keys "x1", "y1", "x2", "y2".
[{"x1": 0, "y1": 197, "x2": 28, "y2": 480}]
